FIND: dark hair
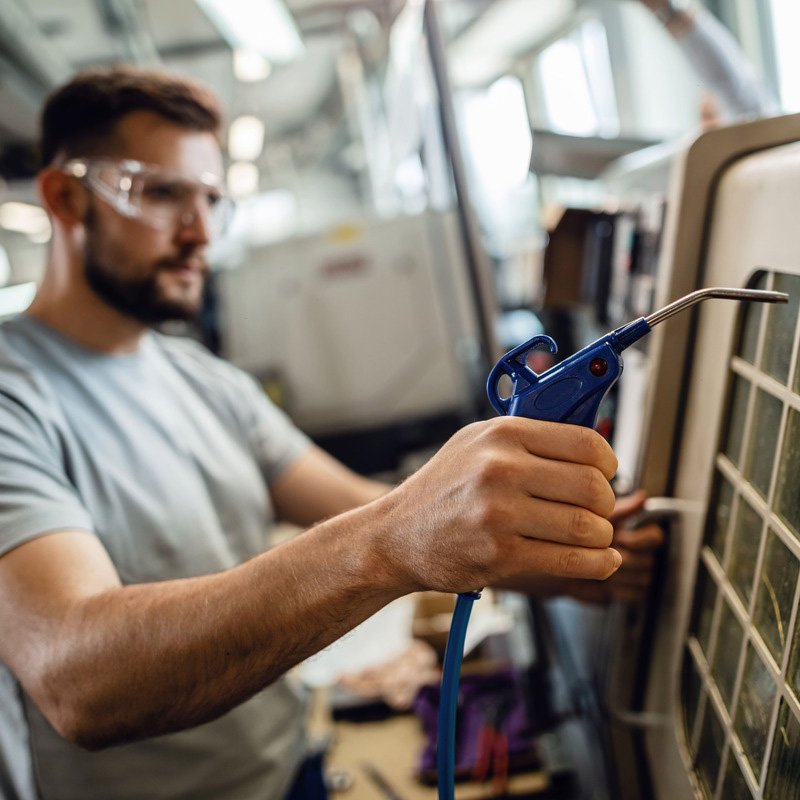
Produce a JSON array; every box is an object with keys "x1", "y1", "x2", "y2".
[{"x1": 40, "y1": 64, "x2": 223, "y2": 166}]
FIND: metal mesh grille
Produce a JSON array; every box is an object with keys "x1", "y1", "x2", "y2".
[{"x1": 682, "y1": 270, "x2": 800, "y2": 799}]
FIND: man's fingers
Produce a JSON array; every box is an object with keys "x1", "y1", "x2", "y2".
[
  {"x1": 514, "y1": 497, "x2": 615, "y2": 548},
  {"x1": 613, "y1": 524, "x2": 665, "y2": 551},
  {"x1": 520, "y1": 458, "x2": 616, "y2": 518},
  {"x1": 509, "y1": 539, "x2": 622, "y2": 580},
  {"x1": 609, "y1": 489, "x2": 647, "y2": 524},
  {"x1": 504, "y1": 418, "x2": 618, "y2": 481}
]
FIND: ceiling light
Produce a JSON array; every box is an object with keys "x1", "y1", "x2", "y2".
[
  {"x1": 228, "y1": 116, "x2": 265, "y2": 162},
  {"x1": 195, "y1": 0, "x2": 304, "y2": 64},
  {"x1": 0, "y1": 203, "x2": 51, "y2": 238},
  {"x1": 227, "y1": 162, "x2": 260, "y2": 199},
  {"x1": 233, "y1": 49, "x2": 272, "y2": 82}
]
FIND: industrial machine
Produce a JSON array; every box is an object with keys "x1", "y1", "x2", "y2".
[
  {"x1": 540, "y1": 113, "x2": 800, "y2": 800},
  {"x1": 216, "y1": 210, "x2": 485, "y2": 471}
]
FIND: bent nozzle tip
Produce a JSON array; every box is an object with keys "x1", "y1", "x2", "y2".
[{"x1": 645, "y1": 287, "x2": 789, "y2": 328}]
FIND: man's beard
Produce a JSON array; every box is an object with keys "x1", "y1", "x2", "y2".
[{"x1": 83, "y1": 212, "x2": 205, "y2": 325}]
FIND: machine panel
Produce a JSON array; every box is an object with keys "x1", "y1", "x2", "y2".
[{"x1": 647, "y1": 140, "x2": 800, "y2": 799}]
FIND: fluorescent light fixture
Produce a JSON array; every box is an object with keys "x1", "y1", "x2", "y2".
[
  {"x1": 233, "y1": 49, "x2": 272, "y2": 82},
  {"x1": 0, "y1": 281, "x2": 36, "y2": 319},
  {"x1": 229, "y1": 115, "x2": 265, "y2": 161},
  {"x1": 0, "y1": 202, "x2": 51, "y2": 238},
  {"x1": 195, "y1": 0, "x2": 304, "y2": 64},
  {"x1": 227, "y1": 162, "x2": 260, "y2": 198}
]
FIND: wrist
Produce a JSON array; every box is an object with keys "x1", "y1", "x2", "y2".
[{"x1": 340, "y1": 494, "x2": 419, "y2": 598}]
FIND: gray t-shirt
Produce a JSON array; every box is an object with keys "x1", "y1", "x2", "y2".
[{"x1": 0, "y1": 315, "x2": 312, "y2": 800}]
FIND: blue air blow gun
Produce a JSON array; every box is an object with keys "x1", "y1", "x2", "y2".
[{"x1": 436, "y1": 287, "x2": 788, "y2": 799}]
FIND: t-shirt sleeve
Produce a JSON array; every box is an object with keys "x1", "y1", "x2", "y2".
[
  {"x1": 232, "y1": 372, "x2": 312, "y2": 484},
  {"x1": 160, "y1": 336, "x2": 312, "y2": 485},
  {"x1": 0, "y1": 391, "x2": 94, "y2": 558}
]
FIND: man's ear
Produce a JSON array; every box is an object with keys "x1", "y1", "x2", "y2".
[{"x1": 37, "y1": 168, "x2": 89, "y2": 227}]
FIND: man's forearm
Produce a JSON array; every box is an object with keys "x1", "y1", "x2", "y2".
[
  {"x1": 5, "y1": 418, "x2": 625, "y2": 750},
  {"x1": 36, "y1": 505, "x2": 400, "y2": 749}
]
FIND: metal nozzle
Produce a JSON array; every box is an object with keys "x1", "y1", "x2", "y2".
[{"x1": 645, "y1": 288, "x2": 789, "y2": 328}]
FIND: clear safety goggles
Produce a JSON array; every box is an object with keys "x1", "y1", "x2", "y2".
[{"x1": 62, "y1": 158, "x2": 235, "y2": 237}]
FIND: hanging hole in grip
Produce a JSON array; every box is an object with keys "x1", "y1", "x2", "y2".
[
  {"x1": 496, "y1": 373, "x2": 515, "y2": 402},
  {"x1": 487, "y1": 335, "x2": 558, "y2": 416},
  {"x1": 501, "y1": 335, "x2": 558, "y2": 377}
]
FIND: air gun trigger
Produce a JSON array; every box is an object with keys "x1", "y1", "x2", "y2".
[{"x1": 486, "y1": 335, "x2": 558, "y2": 416}]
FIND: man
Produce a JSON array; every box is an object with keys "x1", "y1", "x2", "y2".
[{"x1": 0, "y1": 66, "x2": 652, "y2": 800}]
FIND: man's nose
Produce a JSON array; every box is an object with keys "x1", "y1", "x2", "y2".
[{"x1": 176, "y1": 199, "x2": 212, "y2": 244}]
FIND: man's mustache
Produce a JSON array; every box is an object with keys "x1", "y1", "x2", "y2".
[{"x1": 156, "y1": 252, "x2": 209, "y2": 275}]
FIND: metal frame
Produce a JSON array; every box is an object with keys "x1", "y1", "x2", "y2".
[
  {"x1": 605, "y1": 114, "x2": 800, "y2": 800},
  {"x1": 684, "y1": 268, "x2": 800, "y2": 799}
]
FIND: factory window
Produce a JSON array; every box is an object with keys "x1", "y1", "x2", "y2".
[
  {"x1": 683, "y1": 270, "x2": 800, "y2": 798},
  {"x1": 768, "y1": 0, "x2": 800, "y2": 112},
  {"x1": 537, "y1": 19, "x2": 619, "y2": 138}
]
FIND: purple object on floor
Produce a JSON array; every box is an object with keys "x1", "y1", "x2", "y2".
[{"x1": 414, "y1": 668, "x2": 532, "y2": 774}]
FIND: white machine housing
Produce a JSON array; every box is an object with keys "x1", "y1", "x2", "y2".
[{"x1": 217, "y1": 211, "x2": 481, "y2": 436}]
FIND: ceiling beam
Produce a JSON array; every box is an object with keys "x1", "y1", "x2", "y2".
[
  {"x1": 0, "y1": 0, "x2": 72, "y2": 90},
  {"x1": 94, "y1": 0, "x2": 162, "y2": 65}
]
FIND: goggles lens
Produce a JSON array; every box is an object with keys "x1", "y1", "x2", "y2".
[{"x1": 63, "y1": 159, "x2": 235, "y2": 237}]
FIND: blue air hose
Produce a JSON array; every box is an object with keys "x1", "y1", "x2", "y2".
[{"x1": 437, "y1": 589, "x2": 480, "y2": 799}]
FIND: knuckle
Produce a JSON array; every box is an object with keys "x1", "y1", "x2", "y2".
[
  {"x1": 577, "y1": 426, "x2": 602, "y2": 463},
  {"x1": 474, "y1": 451, "x2": 507, "y2": 488},
  {"x1": 479, "y1": 534, "x2": 505, "y2": 572},
  {"x1": 559, "y1": 548, "x2": 585, "y2": 577},
  {"x1": 473, "y1": 498, "x2": 504, "y2": 531},
  {"x1": 583, "y1": 467, "x2": 610, "y2": 509},
  {"x1": 459, "y1": 419, "x2": 485, "y2": 444},
  {"x1": 484, "y1": 415, "x2": 510, "y2": 441},
  {"x1": 600, "y1": 491, "x2": 617, "y2": 518},
  {"x1": 460, "y1": 418, "x2": 490, "y2": 441},
  {"x1": 569, "y1": 508, "x2": 612, "y2": 547},
  {"x1": 577, "y1": 427, "x2": 616, "y2": 476},
  {"x1": 569, "y1": 507, "x2": 593, "y2": 542},
  {"x1": 599, "y1": 519, "x2": 614, "y2": 548}
]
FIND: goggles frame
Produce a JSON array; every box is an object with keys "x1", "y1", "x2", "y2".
[{"x1": 62, "y1": 158, "x2": 235, "y2": 236}]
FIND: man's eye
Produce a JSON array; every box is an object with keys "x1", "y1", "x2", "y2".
[
  {"x1": 144, "y1": 182, "x2": 189, "y2": 202},
  {"x1": 206, "y1": 191, "x2": 222, "y2": 208}
]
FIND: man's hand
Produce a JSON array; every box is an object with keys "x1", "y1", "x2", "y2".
[
  {"x1": 0, "y1": 417, "x2": 621, "y2": 749},
  {"x1": 569, "y1": 490, "x2": 665, "y2": 604},
  {"x1": 371, "y1": 417, "x2": 622, "y2": 595}
]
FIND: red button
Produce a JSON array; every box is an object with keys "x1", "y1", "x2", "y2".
[{"x1": 589, "y1": 357, "x2": 608, "y2": 377}]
